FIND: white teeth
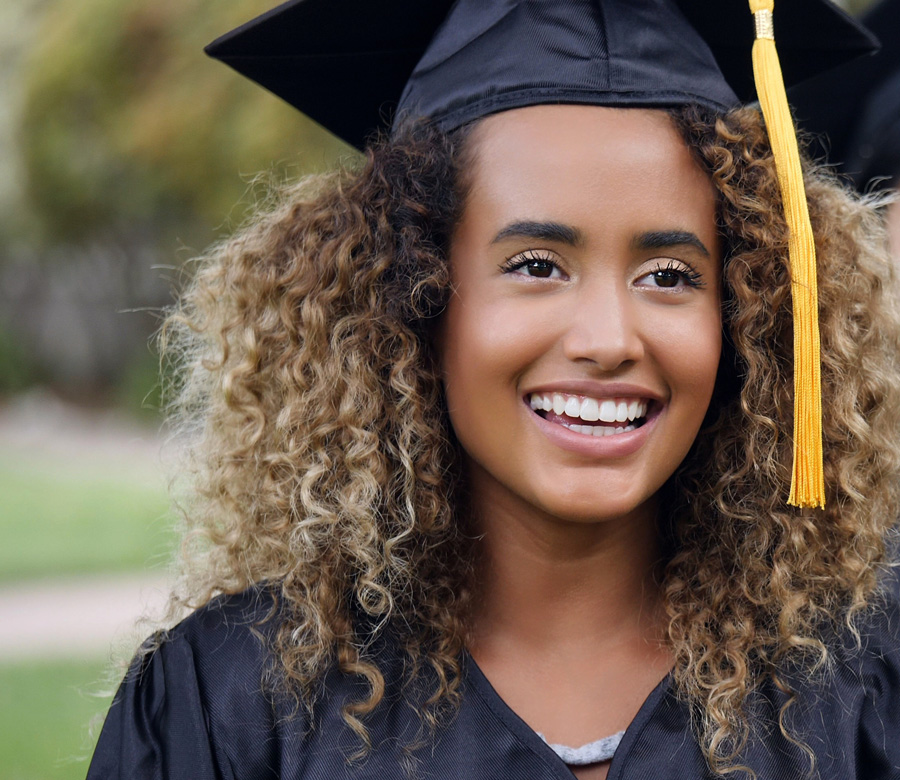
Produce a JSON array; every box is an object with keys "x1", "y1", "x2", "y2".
[
  {"x1": 528, "y1": 392, "x2": 650, "y2": 425},
  {"x1": 599, "y1": 399, "x2": 617, "y2": 423},
  {"x1": 553, "y1": 393, "x2": 566, "y2": 415},
  {"x1": 560, "y1": 421, "x2": 637, "y2": 437},
  {"x1": 580, "y1": 397, "x2": 599, "y2": 422}
]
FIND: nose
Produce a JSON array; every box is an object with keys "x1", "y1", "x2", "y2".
[{"x1": 560, "y1": 280, "x2": 645, "y2": 371}]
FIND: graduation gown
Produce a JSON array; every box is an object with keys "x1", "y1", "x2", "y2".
[{"x1": 87, "y1": 583, "x2": 900, "y2": 779}]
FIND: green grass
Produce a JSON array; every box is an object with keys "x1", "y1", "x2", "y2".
[
  {"x1": 0, "y1": 658, "x2": 115, "y2": 780},
  {"x1": 0, "y1": 451, "x2": 177, "y2": 581}
]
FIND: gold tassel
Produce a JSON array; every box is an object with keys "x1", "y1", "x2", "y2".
[{"x1": 748, "y1": 0, "x2": 824, "y2": 508}]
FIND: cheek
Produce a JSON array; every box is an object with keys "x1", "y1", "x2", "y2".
[
  {"x1": 634, "y1": 281, "x2": 722, "y2": 415},
  {"x1": 439, "y1": 294, "x2": 533, "y2": 406},
  {"x1": 437, "y1": 289, "x2": 554, "y2": 470},
  {"x1": 659, "y1": 304, "x2": 723, "y2": 409}
]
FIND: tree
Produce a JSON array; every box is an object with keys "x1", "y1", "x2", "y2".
[
  {"x1": 5, "y1": 0, "x2": 355, "y2": 399},
  {"x1": 18, "y1": 0, "x2": 353, "y2": 248}
]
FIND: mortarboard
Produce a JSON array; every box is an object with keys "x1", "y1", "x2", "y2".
[
  {"x1": 205, "y1": 1, "x2": 880, "y2": 509},
  {"x1": 205, "y1": 0, "x2": 875, "y2": 151}
]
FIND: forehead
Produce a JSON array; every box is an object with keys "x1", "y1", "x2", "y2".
[{"x1": 461, "y1": 105, "x2": 717, "y2": 236}]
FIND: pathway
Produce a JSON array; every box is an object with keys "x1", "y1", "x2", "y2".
[
  {"x1": 0, "y1": 573, "x2": 170, "y2": 661},
  {"x1": 1, "y1": 392, "x2": 174, "y2": 662}
]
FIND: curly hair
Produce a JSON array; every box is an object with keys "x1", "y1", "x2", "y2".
[{"x1": 161, "y1": 105, "x2": 900, "y2": 773}]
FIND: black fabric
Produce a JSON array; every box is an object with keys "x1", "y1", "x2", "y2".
[
  {"x1": 842, "y1": 68, "x2": 900, "y2": 189},
  {"x1": 88, "y1": 581, "x2": 900, "y2": 779},
  {"x1": 394, "y1": 0, "x2": 739, "y2": 134},
  {"x1": 205, "y1": 0, "x2": 878, "y2": 150},
  {"x1": 791, "y1": 0, "x2": 900, "y2": 189}
]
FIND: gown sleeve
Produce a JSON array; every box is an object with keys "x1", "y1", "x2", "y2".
[{"x1": 86, "y1": 633, "x2": 231, "y2": 780}]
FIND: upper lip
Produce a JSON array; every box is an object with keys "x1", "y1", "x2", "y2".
[{"x1": 522, "y1": 381, "x2": 664, "y2": 403}]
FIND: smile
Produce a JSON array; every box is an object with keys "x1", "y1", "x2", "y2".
[{"x1": 527, "y1": 392, "x2": 650, "y2": 438}]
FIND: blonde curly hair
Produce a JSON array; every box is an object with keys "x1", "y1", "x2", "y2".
[{"x1": 161, "y1": 105, "x2": 900, "y2": 773}]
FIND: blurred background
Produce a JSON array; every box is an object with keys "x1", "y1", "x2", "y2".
[
  {"x1": 0, "y1": 0, "x2": 891, "y2": 778},
  {"x1": 0, "y1": 1, "x2": 354, "y2": 777}
]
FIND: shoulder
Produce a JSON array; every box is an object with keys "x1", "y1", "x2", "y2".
[
  {"x1": 827, "y1": 567, "x2": 900, "y2": 777},
  {"x1": 88, "y1": 584, "x2": 296, "y2": 780},
  {"x1": 743, "y1": 571, "x2": 900, "y2": 778},
  {"x1": 165, "y1": 584, "x2": 282, "y2": 673},
  {"x1": 123, "y1": 584, "x2": 283, "y2": 710},
  {"x1": 158, "y1": 584, "x2": 294, "y2": 734},
  {"x1": 850, "y1": 567, "x2": 900, "y2": 693}
]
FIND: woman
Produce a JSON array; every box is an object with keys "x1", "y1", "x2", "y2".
[{"x1": 88, "y1": 1, "x2": 900, "y2": 778}]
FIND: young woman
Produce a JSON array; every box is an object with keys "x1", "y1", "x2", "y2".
[{"x1": 88, "y1": 2, "x2": 900, "y2": 778}]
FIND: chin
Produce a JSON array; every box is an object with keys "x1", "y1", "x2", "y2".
[{"x1": 527, "y1": 480, "x2": 661, "y2": 527}]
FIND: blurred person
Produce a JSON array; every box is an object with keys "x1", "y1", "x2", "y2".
[
  {"x1": 793, "y1": 0, "x2": 900, "y2": 251},
  {"x1": 843, "y1": 69, "x2": 900, "y2": 249},
  {"x1": 87, "y1": 1, "x2": 900, "y2": 778}
]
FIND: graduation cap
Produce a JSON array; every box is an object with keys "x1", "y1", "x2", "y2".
[
  {"x1": 206, "y1": 0, "x2": 876, "y2": 152},
  {"x1": 206, "y1": 1, "x2": 879, "y2": 510}
]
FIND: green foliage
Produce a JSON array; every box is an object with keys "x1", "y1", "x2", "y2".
[
  {"x1": 0, "y1": 658, "x2": 112, "y2": 780},
  {"x1": 19, "y1": 0, "x2": 356, "y2": 246},
  {"x1": 114, "y1": 346, "x2": 165, "y2": 422},
  {"x1": 0, "y1": 324, "x2": 41, "y2": 393},
  {"x1": 0, "y1": 450, "x2": 176, "y2": 581},
  {"x1": 842, "y1": 0, "x2": 879, "y2": 13}
]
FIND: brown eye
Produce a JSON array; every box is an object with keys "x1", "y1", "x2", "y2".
[
  {"x1": 651, "y1": 269, "x2": 680, "y2": 288},
  {"x1": 525, "y1": 260, "x2": 555, "y2": 278},
  {"x1": 635, "y1": 260, "x2": 704, "y2": 290},
  {"x1": 501, "y1": 252, "x2": 564, "y2": 279}
]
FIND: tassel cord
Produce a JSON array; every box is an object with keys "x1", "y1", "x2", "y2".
[{"x1": 748, "y1": 0, "x2": 824, "y2": 508}]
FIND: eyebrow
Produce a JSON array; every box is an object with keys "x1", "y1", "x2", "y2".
[
  {"x1": 492, "y1": 220, "x2": 583, "y2": 246},
  {"x1": 633, "y1": 230, "x2": 710, "y2": 258},
  {"x1": 491, "y1": 223, "x2": 711, "y2": 257}
]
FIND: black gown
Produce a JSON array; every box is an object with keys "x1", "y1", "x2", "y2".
[{"x1": 87, "y1": 581, "x2": 900, "y2": 779}]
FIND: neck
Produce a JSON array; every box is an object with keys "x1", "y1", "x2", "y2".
[{"x1": 467, "y1": 473, "x2": 665, "y2": 658}]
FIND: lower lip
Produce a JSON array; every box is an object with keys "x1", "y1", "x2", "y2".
[{"x1": 527, "y1": 403, "x2": 661, "y2": 459}]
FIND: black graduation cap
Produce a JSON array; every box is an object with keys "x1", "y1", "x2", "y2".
[{"x1": 206, "y1": 0, "x2": 878, "y2": 151}]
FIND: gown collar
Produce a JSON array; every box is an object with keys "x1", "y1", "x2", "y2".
[{"x1": 462, "y1": 650, "x2": 674, "y2": 779}]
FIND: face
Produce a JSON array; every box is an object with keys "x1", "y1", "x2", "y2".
[{"x1": 438, "y1": 105, "x2": 722, "y2": 526}]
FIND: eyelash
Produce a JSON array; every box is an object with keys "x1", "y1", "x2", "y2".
[
  {"x1": 500, "y1": 253, "x2": 705, "y2": 288},
  {"x1": 499, "y1": 250, "x2": 560, "y2": 277},
  {"x1": 647, "y1": 259, "x2": 705, "y2": 289}
]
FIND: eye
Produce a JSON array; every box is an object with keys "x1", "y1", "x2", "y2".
[
  {"x1": 635, "y1": 260, "x2": 704, "y2": 290},
  {"x1": 500, "y1": 250, "x2": 564, "y2": 279}
]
